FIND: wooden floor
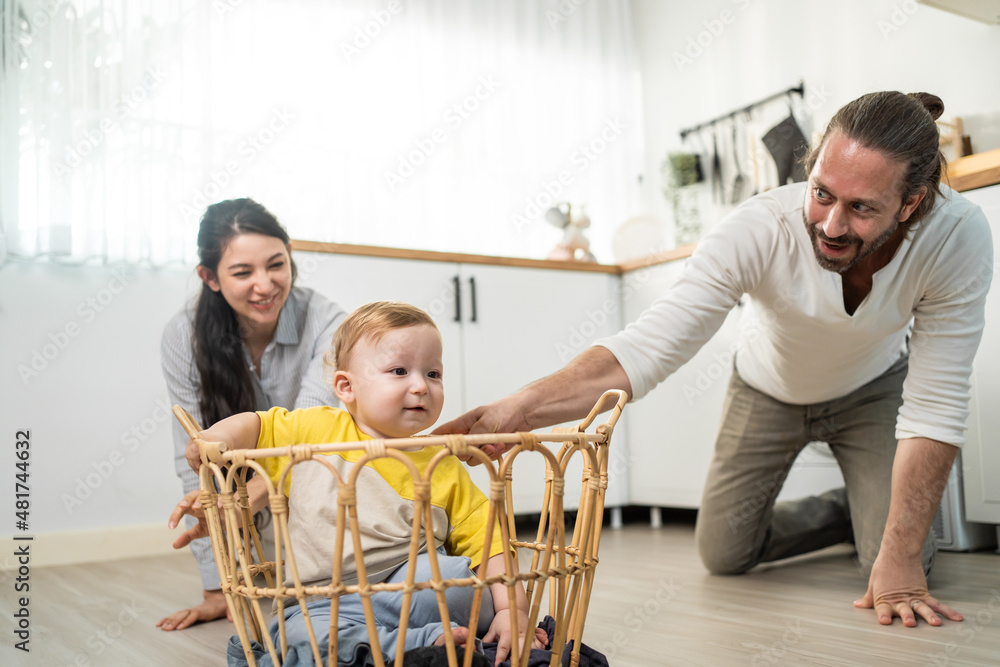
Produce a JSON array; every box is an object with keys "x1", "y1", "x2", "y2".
[{"x1": 3, "y1": 521, "x2": 999, "y2": 666}]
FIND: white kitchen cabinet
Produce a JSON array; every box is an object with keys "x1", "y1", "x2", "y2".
[
  {"x1": 455, "y1": 263, "x2": 629, "y2": 513},
  {"x1": 294, "y1": 251, "x2": 628, "y2": 512},
  {"x1": 619, "y1": 259, "x2": 740, "y2": 508},
  {"x1": 959, "y1": 183, "x2": 1000, "y2": 524},
  {"x1": 620, "y1": 258, "x2": 844, "y2": 510}
]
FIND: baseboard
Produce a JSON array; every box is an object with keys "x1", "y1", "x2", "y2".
[{"x1": 1, "y1": 523, "x2": 181, "y2": 569}]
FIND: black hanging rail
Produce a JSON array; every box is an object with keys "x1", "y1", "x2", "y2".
[{"x1": 679, "y1": 81, "x2": 805, "y2": 141}]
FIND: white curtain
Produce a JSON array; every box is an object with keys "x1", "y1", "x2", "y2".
[{"x1": 1, "y1": 0, "x2": 643, "y2": 265}]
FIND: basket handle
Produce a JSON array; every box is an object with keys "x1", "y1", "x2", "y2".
[{"x1": 573, "y1": 389, "x2": 628, "y2": 434}]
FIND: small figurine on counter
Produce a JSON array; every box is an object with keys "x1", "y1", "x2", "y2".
[{"x1": 546, "y1": 203, "x2": 596, "y2": 262}]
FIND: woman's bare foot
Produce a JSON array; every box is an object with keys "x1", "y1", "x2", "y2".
[
  {"x1": 156, "y1": 589, "x2": 231, "y2": 631},
  {"x1": 433, "y1": 626, "x2": 471, "y2": 647}
]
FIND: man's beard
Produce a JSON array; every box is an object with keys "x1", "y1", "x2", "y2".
[{"x1": 803, "y1": 209, "x2": 900, "y2": 273}]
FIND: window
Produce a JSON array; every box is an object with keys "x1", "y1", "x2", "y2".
[{"x1": 1, "y1": 0, "x2": 643, "y2": 265}]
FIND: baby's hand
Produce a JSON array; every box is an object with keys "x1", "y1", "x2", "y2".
[
  {"x1": 185, "y1": 436, "x2": 202, "y2": 472},
  {"x1": 483, "y1": 610, "x2": 547, "y2": 665},
  {"x1": 530, "y1": 625, "x2": 548, "y2": 650}
]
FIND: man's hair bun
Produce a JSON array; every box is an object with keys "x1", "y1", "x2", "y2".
[{"x1": 909, "y1": 92, "x2": 944, "y2": 121}]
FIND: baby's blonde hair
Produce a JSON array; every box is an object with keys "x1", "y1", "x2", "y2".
[{"x1": 326, "y1": 301, "x2": 438, "y2": 374}]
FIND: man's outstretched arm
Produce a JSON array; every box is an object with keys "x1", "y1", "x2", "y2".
[{"x1": 434, "y1": 346, "x2": 631, "y2": 455}]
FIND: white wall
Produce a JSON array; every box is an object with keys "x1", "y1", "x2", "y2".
[
  {"x1": 0, "y1": 263, "x2": 196, "y2": 559},
  {"x1": 631, "y1": 0, "x2": 1000, "y2": 237}
]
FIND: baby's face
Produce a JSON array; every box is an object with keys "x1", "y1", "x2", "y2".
[{"x1": 344, "y1": 324, "x2": 444, "y2": 439}]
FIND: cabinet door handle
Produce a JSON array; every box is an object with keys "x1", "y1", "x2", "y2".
[
  {"x1": 469, "y1": 277, "x2": 477, "y2": 323},
  {"x1": 452, "y1": 275, "x2": 461, "y2": 322}
]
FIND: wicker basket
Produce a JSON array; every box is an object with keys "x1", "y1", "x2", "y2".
[{"x1": 173, "y1": 389, "x2": 627, "y2": 667}]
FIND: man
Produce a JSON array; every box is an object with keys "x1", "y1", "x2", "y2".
[{"x1": 436, "y1": 91, "x2": 993, "y2": 628}]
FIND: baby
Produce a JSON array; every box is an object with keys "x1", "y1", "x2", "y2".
[{"x1": 189, "y1": 301, "x2": 546, "y2": 666}]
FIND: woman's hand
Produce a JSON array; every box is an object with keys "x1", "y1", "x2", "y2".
[
  {"x1": 168, "y1": 475, "x2": 268, "y2": 549},
  {"x1": 167, "y1": 490, "x2": 210, "y2": 549}
]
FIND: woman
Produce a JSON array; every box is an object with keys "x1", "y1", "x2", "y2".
[{"x1": 158, "y1": 198, "x2": 346, "y2": 631}]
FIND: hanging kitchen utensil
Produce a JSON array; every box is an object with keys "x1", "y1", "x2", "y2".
[
  {"x1": 762, "y1": 111, "x2": 809, "y2": 184},
  {"x1": 730, "y1": 117, "x2": 747, "y2": 204},
  {"x1": 711, "y1": 128, "x2": 724, "y2": 204}
]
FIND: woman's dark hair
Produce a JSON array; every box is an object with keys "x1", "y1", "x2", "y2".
[
  {"x1": 804, "y1": 91, "x2": 946, "y2": 231},
  {"x1": 194, "y1": 198, "x2": 297, "y2": 426}
]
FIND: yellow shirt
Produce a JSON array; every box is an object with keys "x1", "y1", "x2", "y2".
[{"x1": 256, "y1": 406, "x2": 504, "y2": 585}]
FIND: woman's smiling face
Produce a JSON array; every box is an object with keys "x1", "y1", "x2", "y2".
[{"x1": 198, "y1": 232, "x2": 292, "y2": 338}]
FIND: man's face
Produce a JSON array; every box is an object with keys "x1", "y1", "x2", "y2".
[{"x1": 803, "y1": 131, "x2": 922, "y2": 273}]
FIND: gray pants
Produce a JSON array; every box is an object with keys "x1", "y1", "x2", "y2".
[{"x1": 694, "y1": 355, "x2": 936, "y2": 576}]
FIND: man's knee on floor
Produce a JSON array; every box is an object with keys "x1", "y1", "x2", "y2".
[
  {"x1": 698, "y1": 548, "x2": 755, "y2": 575},
  {"x1": 696, "y1": 523, "x2": 757, "y2": 575},
  {"x1": 696, "y1": 531, "x2": 755, "y2": 574}
]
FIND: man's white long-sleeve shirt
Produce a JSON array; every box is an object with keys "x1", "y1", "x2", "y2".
[{"x1": 597, "y1": 182, "x2": 993, "y2": 446}]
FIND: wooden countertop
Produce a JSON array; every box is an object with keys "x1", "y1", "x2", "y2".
[
  {"x1": 291, "y1": 239, "x2": 695, "y2": 274},
  {"x1": 294, "y1": 151, "x2": 998, "y2": 275}
]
